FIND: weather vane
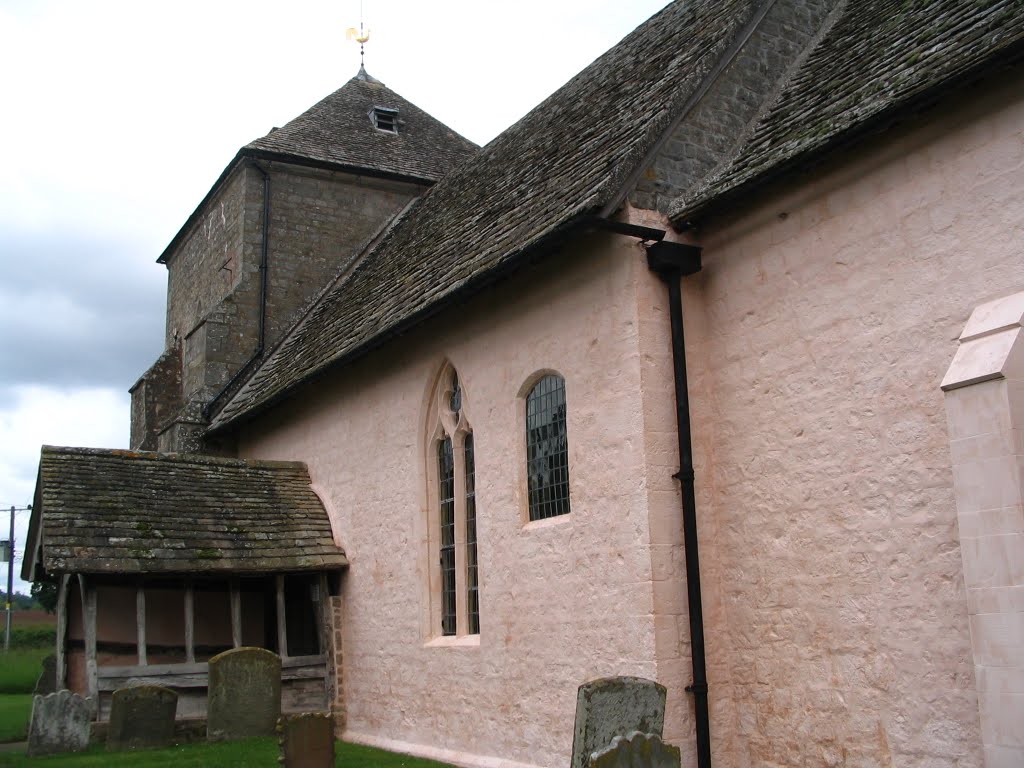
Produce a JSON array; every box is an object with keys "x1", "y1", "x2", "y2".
[{"x1": 346, "y1": 0, "x2": 371, "y2": 71}]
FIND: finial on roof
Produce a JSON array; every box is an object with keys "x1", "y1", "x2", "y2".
[
  {"x1": 346, "y1": 0, "x2": 372, "y2": 75},
  {"x1": 356, "y1": 65, "x2": 382, "y2": 84}
]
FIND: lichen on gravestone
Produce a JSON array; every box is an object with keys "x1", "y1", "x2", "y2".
[
  {"x1": 277, "y1": 712, "x2": 335, "y2": 768},
  {"x1": 27, "y1": 690, "x2": 94, "y2": 757},
  {"x1": 107, "y1": 684, "x2": 177, "y2": 751},
  {"x1": 589, "y1": 731, "x2": 681, "y2": 768},
  {"x1": 207, "y1": 647, "x2": 281, "y2": 741},
  {"x1": 570, "y1": 677, "x2": 667, "y2": 768}
]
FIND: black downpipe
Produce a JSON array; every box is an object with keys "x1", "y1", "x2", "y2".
[
  {"x1": 646, "y1": 241, "x2": 710, "y2": 768},
  {"x1": 202, "y1": 163, "x2": 270, "y2": 420}
]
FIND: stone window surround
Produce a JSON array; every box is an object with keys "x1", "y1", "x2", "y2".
[
  {"x1": 523, "y1": 372, "x2": 573, "y2": 523},
  {"x1": 424, "y1": 363, "x2": 481, "y2": 645}
]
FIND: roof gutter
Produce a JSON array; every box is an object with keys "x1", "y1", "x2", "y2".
[
  {"x1": 206, "y1": 209, "x2": 636, "y2": 435},
  {"x1": 674, "y1": 37, "x2": 1024, "y2": 228}
]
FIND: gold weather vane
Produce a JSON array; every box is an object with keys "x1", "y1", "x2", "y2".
[{"x1": 346, "y1": 0, "x2": 371, "y2": 71}]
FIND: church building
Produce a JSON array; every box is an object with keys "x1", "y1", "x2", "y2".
[{"x1": 23, "y1": 1, "x2": 1024, "y2": 766}]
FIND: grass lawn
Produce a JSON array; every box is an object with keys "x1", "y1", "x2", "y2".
[
  {"x1": 0, "y1": 649, "x2": 52, "y2": 695},
  {"x1": 0, "y1": 647, "x2": 52, "y2": 743},
  {"x1": 0, "y1": 696, "x2": 32, "y2": 743},
  {"x1": 0, "y1": 738, "x2": 457, "y2": 766}
]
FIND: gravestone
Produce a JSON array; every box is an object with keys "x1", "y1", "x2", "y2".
[
  {"x1": 27, "y1": 690, "x2": 93, "y2": 757},
  {"x1": 589, "y1": 731, "x2": 681, "y2": 768},
  {"x1": 570, "y1": 677, "x2": 667, "y2": 768},
  {"x1": 277, "y1": 712, "x2": 335, "y2": 768},
  {"x1": 107, "y1": 685, "x2": 178, "y2": 751},
  {"x1": 207, "y1": 646, "x2": 281, "y2": 741},
  {"x1": 33, "y1": 654, "x2": 57, "y2": 696}
]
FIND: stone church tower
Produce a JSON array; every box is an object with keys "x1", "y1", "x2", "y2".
[{"x1": 130, "y1": 70, "x2": 477, "y2": 452}]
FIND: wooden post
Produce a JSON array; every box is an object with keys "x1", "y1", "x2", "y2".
[
  {"x1": 136, "y1": 584, "x2": 147, "y2": 666},
  {"x1": 275, "y1": 575, "x2": 288, "y2": 660},
  {"x1": 229, "y1": 579, "x2": 242, "y2": 649},
  {"x1": 55, "y1": 574, "x2": 70, "y2": 690},
  {"x1": 79, "y1": 575, "x2": 98, "y2": 706},
  {"x1": 184, "y1": 582, "x2": 195, "y2": 663}
]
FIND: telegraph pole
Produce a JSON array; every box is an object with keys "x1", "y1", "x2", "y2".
[
  {"x1": 5, "y1": 506, "x2": 13, "y2": 652},
  {"x1": 2, "y1": 504, "x2": 30, "y2": 653}
]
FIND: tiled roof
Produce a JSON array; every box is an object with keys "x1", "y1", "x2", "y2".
[
  {"x1": 211, "y1": 0, "x2": 762, "y2": 430},
  {"x1": 157, "y1": 72, "x2": 477, "y2": 264},
  {"x1": 671, "y1": 0, "x2": 1024, "y2": 223},
  {"x1": 25, "y1": 446, "x2": 347, "y2": 578},
  {"x1": 244, "y1": 71, "x2": 478, "y2": 183}
]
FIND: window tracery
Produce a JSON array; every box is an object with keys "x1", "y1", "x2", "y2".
[{"x1": 429, "y1": 365, "x2": 480, "y2": 637}]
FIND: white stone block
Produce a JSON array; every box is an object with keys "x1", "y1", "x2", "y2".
[
  {"x1": 979, "y1": 688, "x2": 1024, "y2": 747},
  {"x1": 959, "y1": 291, "x2": 1024, "y2": 342},
  {"x1": 969, "y1": 612, "x2": 1024, "y2": 667}
]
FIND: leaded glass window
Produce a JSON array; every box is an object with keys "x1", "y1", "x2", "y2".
[
  {"x1": 465, "y1": 433, "x2": 480, "y2": 635},
  {"x1": 438, "y1": 435, "x2": 456, "y2": 636},
  {"x1": 429, "y1": 365, "x2": 481, "y2": 639},
  {"x1": 526, "y1": 374, "x2": 571, "y2": 521}
]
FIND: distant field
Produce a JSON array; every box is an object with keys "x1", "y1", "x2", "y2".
[{"x1": 5, "y1": 611, "x2": 55, "y2": 628}]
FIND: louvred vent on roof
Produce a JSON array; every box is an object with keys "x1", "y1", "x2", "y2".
[{"x1": 370, "y1": 106, "x2": 399, "y2": 133}]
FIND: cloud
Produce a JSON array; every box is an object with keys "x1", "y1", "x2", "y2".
[
  {"x1": 0, "y1": 384, "x2": 129, "y2": 593},
  {"x1": 0, "y1": 231, "x2": 165, "y2": 390}
]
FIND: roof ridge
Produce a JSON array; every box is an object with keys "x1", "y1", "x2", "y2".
[
  {"x1": 207, "y1": 0, "x2": 762, "y2": 431},
  {"x1": 40, "y1": 445, "x2": 309, "y2": 471}
]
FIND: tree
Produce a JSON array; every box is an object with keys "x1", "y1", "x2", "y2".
[{"x1": 31, "y1": 579, "x2": 57, "y2": 613}]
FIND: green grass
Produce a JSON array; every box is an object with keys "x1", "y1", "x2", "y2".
[
  {"x1": 0, "y1": 738, "x2": 457, "y2": 766},
  {"x1": 0, "y1": 647, "x2": 51, "y2": 742},
  {"x1": 0, "y1": 695, "x2": 32, "y2": 743},
  {"x1": 0, "y1": 649, "x2": 51, "y2": 694}
]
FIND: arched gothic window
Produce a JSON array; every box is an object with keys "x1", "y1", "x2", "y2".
[
  {"x1": 526, "y1": 374, "x2": 571, "y2": 521},
  {"x1": 430, "y1": 368, "x2": 481, "y2": 636}
]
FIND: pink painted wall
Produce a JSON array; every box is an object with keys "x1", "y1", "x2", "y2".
[
  {"x1": 232, "y1": 70, "x2": 1023, "y2": 768},
  {"x1": 639, "y1": 75, "x2": 1023, "y2": 766},
  {"x1": 236, "y1": 234, "x2": 661, "y2": 768}
]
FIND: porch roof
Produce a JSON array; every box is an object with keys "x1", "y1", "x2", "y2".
[{"x1": 23, "y1": 446, "x2": 348, "y2": 581}]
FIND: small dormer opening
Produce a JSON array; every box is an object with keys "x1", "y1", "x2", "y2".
[{"x1": 370, "y1": 106, "x2": 399, "y2": 134}]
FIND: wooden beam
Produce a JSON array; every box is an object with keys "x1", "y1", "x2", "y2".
[
  {"x1": 229, "y1": 579, "x2": 242, "y2": 649},
  {"x1": 79, "y1": 575, "x2": 98, "y2": 706},
  {"x1": 275, "y1": 575, "x2": 288, "y2": 660},
  {"x1": 55, "y1": 575, "x2": 69, "y2": 690},
  {"x1": 184, "y1": 582, "x2": 195, "y2": 663},
  {"x1": 136, "y1": 584, "x2": 147, "y2": 666}
]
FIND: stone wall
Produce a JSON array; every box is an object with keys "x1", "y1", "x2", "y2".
[
  {"x1": 235, "y1": 235, "x2": 661, "y2": 768},
  {"x1": 164, "y1": 168, "x2": 247, "y2": 351},
  {"x1": 629, "y1": 0, "x2": 837, "y2": 215},
  {"x1": 639, "y1": 75, "x2": 1023, "y2": 766},
  {"x1": 129, "y1": 344, "x2": 182, "y2": 451},
  {"x1": 133, "y1": 160, "x2": 423, "y2": 452}
]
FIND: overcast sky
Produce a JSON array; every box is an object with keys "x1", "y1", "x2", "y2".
[{"x1": 0, "y1": 0, "x2": 669, "y2": 593}]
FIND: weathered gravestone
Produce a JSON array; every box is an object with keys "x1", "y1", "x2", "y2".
[
  {"x1": 107, "y1": 685, "x2": 178, "y2": 751},
  {"x1": 33, "y1": 654, "x2": 57, "y2": 696},
  {"x1": 570, "y1": 677, "x2": 667, "y2": 768},
  {"x1": 207, "y1": 647, "x2": 281, "y2": 741},
  {"x1": 277, "y1": 712, "x2": 335, "y2": 768},
  {"x1": 27, "y1": 690, "x2": 93, "y2": 757},
  {"x1": 589, "y1": 731, "x2": 681, "y2": 768}
]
